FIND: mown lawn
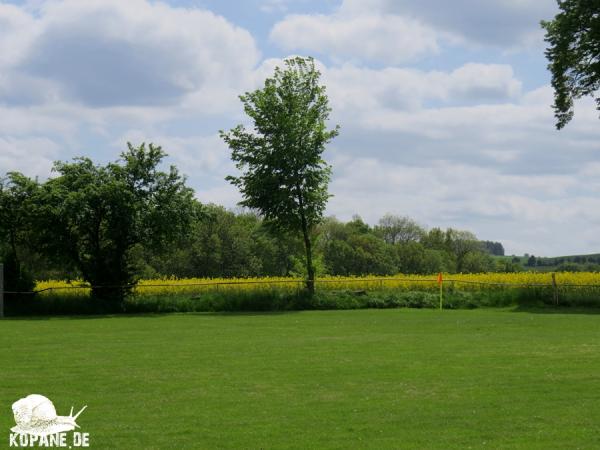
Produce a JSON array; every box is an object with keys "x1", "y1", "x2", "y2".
[{"x1": 2, "y1": 308, "x2": 600, "y2": 449}]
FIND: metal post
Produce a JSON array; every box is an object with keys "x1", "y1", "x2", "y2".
[{"x1": 0, "y1": 263, "x2": 4, "y2": 318}]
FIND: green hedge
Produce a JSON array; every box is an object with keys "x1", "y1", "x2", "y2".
[{"x1": 6, "y1": 285, "x2": 600, "y2": 316}]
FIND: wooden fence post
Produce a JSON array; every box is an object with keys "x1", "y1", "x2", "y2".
[
  {"x1": 551, "y1": 273, "x2": 558, "y2": 306},
  {"x1": 0, "y1": 263, "x2": 4, "y2": 318}
]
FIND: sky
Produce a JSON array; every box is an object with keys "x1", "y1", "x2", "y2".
[{"x1": 0, "y1": 0, "x2": 599, "y2": 256}]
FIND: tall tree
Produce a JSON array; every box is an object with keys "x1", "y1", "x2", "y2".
[
  {"x1": 35, "y1": 143, "x2": 197, "y2": 308},
  {"x1": 542, "y1": 0, "x2": 600, "y2": 129},
  {"x1": 221, "y1": 57, "x2": 339, "y2": 294}
]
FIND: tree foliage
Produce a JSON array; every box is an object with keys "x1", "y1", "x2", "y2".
[
  {"x1": 542, "y1": 0, "x2": 600, "y2": 129},
  {"x1": 375, "y1": 214, "x2": 425, "y2": 244},
  {"x1": 221, "y1": 56, "x2": 339, "y2": 293},
  {"x1": 146, "y1": 204, "x2": 301, "y2": 279},
  {"x1": 445, "y1": 229, "x2": 483, "y2": 273},
  {"x1": 481, "y1": 240, "x2": 505, "y2": 256},
  {"x1": 35, "y1": 143, "x2": 197, "y2": 307},
  {"x1": 0, "y1": 173, "x2": 39, "y2": 292},
  {"x1": 320, "y1": 217, "x2": 396, "y2": 276}
]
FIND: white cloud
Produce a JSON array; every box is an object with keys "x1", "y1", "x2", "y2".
[
  {"x1": 0, "y1": 0, "x2": 264, "y2": 187},
  {"x1": 326, "y1": 88, "x2": 600, "y2": 179},
  {"x1": 327, "y1": 156, "x2": 600, "y2": 255},
  {"x1": 270, "y1": 12, "x2": 439, "y2": 64},
  {"x1": 0, "y1": 3, "x2": 38, "y2": 68},
  {"x1": 340, "y1": 0, "x2": 557, "y2": 48},
  {"x1": 322, "y1": 63, "x2": 522, "y2": 116},
  {"x1": 0, "y1": 136, "x2": 60, "y2": 178},
  {"x1": 447, "y1": 63, "x2": 522, "y2": 100},
  {"x1": 2, "y1": 0, "x2": 260, "y2": 108},
  {"x1": 270, "y1": 0, "x2": 557, "y2": 64},
  {"x1": 114, "y1": 128, "x2": 241, "y2": 206},
  {"x1": 0, "y1": 0, "x2": 263, "y2": 179},
  {"x1": 0, "y1": 104, "x2": 74, "y2": 136},
  {"x1": 117, "y1": 130, "x2": 233, "y2": 175}
]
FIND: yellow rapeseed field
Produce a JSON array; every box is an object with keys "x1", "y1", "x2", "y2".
[{"x1": 35, "y1": 272, "x2": 600, "y2": 297}]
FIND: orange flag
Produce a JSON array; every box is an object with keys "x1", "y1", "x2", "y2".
[{"x1": 437, "y1": 272, "x2": 443, "y2": 285}]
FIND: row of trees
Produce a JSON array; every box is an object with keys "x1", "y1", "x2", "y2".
[
  {"x1": 522, "y1": 254, "x2": 600, "y2": 272},
  {"x1": 0, "y1": 157, "x2": 505, "y2": 294},
  {"x1": 151, "y1": 211, "x2": 506, "y2": 279},
  {"x1": 320, "y1": 215, "x2": 505, "y2": 276},
  {"x1": 1, "y1": 57, "x2": 509, "y2": 310}
]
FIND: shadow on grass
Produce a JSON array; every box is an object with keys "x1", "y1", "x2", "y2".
[
  {"x1": 1, "y1": 310, "x2": 303, "y2": 321},
  {"x1": 510, "y1": 305, "x2": 600, "y2": 315}
]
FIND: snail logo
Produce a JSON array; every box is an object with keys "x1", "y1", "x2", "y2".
[{"x1": 9, "y1": 394, "x2": 89, "y2": 448}]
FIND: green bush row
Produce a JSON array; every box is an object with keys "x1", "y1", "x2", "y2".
[{"x1": 5, "y1": 286, "x2": 600, "y2": 316}]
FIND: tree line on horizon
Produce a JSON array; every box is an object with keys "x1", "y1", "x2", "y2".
[
  {"x1": 0, "y1": 57, "x2": 509, "y2": 310},
  {"x1": 0, "y1": 158, "x2": 508, "y2": 288}
]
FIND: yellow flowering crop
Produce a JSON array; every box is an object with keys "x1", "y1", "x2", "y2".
[{"x1": 34, "y1": 272, "x2": 600, "y2": 298}]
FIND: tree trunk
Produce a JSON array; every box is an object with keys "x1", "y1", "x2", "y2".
[
  {"x1": 302, "y1": 222, "x2": 315, "y2": 295},
  {"x1": 297, "y1": 191, "x2": 315, "y2": 295}
]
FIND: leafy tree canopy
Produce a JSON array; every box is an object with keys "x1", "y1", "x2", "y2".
[
  {"x1": 0, "y1": 172, "x2": 39, "y2": 291},
  {"x1": 35, "y1": 143, "x2": 198, "y2": 307},
  {"x1": 542, "y1": 0, "x2": 600, "y2": 129},
  {"x1": 375, "y1": 214, "x2": 425, "y2": 244},
  {"x1": 221, "y1": 56, "x2": 339, "y2": 293}
]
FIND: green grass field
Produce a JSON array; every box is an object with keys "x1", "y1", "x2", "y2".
[{"x1": 2, "y1": 309, "x2": 600, "y2": 449}]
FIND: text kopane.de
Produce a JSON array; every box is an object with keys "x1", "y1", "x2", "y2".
[{"x1": 9, "y1": 432, "x2": 90, "y2": 448}]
